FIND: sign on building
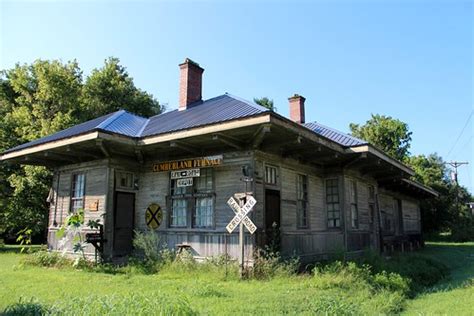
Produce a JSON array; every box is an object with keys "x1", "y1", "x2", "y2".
[
  {"x1": 153, "y1": 155, "x2": 223, "y2": 172},
  {"x1": 176, "y1": 178, "x2": 193, "y2": 187},
  {"x1": 145, "y1": 203, "x2": 163, "y2": 229},
  {"x1": 170, "y1": 169, "x2": 200, "y2": 179}
]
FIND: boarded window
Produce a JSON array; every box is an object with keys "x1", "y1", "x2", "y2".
[
  {"x1": 70, "y1": 173, "x2": 85, "y2": 212},
  {"x1": 296, "y1": 174, "x2": 308, "y2": 228},
  {"x1": 326, "y1": 179, "x2": 340, "y2": 228},
  {"x1": 265, "y1": 165, "x2": 278, "y2": 185},
  {"x1": 350, "y1": 180, "x2": 359, "y2": 229},
  {"x1": 169, "y1": 168, "x2": 214, "y2": 228}
]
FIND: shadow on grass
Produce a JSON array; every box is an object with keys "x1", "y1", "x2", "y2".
[
  {"x1": 415, "y1": 241, "x2": 474, "y2": 293},
  {"x1": 0, "y1": 244, "x2": 44, "y2": 254}
]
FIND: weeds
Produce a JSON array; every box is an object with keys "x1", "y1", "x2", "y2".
[{"x1": 3, "y1": 293, "x2": 197, "y2": 316}]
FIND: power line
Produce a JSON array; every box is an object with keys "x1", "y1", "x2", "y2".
[
  {"x1": 452, "y1": 135, "x2": 473, "y2": 160},
  {"x1": 446, "y1": 110, "x2": 473, "y2": 159}
]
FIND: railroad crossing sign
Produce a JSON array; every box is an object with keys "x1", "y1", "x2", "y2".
[
  {"x1": 226, "y1": 195, "x2": 257, "y2": 234},
  {"x1": 145, "y1": 203, "x2": 163, "y2": 229}
]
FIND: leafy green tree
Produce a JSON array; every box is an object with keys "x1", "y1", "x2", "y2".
[
  {"x1": 253, "y1": 97, "x2": 276, "y2": 111},
  {"x1": 406, "y1": 153, "x2": 472, "y2": 237},
  {"x1": 350, "y1": 114, "x2": 412, "y2": 161},
  {"x1": 0, "y1": 58, "x2": 162, "y2": 241},
  {"x1": 81, "y1": 57, "x2": 163, "y2": 119}
]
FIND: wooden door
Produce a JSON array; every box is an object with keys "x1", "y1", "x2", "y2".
[
  {"x1": 114, "y1": 192, "x2": 135, "y2": 256},
  {"x1": 264, "y1": 189, "x2": 281, "y2": 250}
]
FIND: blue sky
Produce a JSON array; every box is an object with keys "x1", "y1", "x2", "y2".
[{"x1": 1, "y1": 0, "x2": 472, "y2": 192}]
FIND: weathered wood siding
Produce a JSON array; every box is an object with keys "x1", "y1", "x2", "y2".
[
  {"x1": 47, "y1": 160, "x2": 109, "y2": 256},
  {"x1": 134, "y1": 151, "x2": 255, "y2": 259},
  {"x1": 379, "y1": 190, "x2": 422, "y2": 236},
  {"x1": 255, "y1": 152, "x2": 345, "y2": 260},
  {"x1": 343, "y1": 175, "x2": 378, "y2": 251}
]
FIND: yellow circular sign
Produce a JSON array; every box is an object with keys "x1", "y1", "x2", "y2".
[{"x1": 145, "y1": 203, "x2": 162, "y2": 229}]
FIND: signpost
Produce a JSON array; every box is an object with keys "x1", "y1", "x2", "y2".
[{"x1": 226, "y1": 193, "x2": 257, "y2": 278}]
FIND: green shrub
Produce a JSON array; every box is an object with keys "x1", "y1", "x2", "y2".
[
  {"x1": 311, "y1": 261, "x2": 410, "y2": 314},
  {"x1": 131, "y1": 230, "x2": 176, "y2": 273},
  {"x1": 450, "y1": 217, "x2": 474, "y2": 242},
  {"x1": 252, "y1": 248, "x2": 300, "y2": 279},
  {"x1": 360, "y1": 250, "x2": 448, "y2": 294}
]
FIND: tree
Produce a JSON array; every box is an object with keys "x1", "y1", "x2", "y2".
[
  {"x1": 406, "y1": 154, "x2": 473, "y2": 238},
  {"x1": 81, "y1": 57, "x2": 163, "y2": 119},
  {"x1": 253, "y1": 97, "x2": 276, "y2": 111},
  {"x1": 350, "y1": 114, "x2": 412, "y2": 161},
  {"x1": 0, "y1": 58, "x2": 162, "y2": 241}
]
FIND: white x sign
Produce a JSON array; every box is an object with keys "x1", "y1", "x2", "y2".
[{"x1": 226, "y1": 196, "x2": 257, "y2": 234}]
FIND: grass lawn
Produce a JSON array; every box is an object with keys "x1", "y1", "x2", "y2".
[
  {"x1": 402, "y1": 242, "x2": 474, "y2": 315},
  {"x1": 0, "y1": 242, "x2": 473, "y2": 315}
]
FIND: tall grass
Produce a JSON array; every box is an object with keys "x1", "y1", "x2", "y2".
[{"x1": 4, "y1": 293, "x2": 197, "y2": 316}]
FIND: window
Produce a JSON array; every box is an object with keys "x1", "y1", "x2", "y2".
[
  {"x1": 70, "y1": 173, "x2": 85, "y2": 212},
  {"x1": 169, "y1": 168, "x2": 214, "y2": 228},
  {"x1": 116, "y1": 171, "x2": 134, "y2": 189},
  {"x1": 368, "y1": 185, "x2": 375, "y2": 200},
  {"x1": 326, "y1": 179, "x2": 340, "y2": 228},
  {"x1": 369, "y1": 203, "x2": 375, "y2": 228},
  {"x1": 368, "y1": 185, "x2": 375, "y2": 228},
  {"x1": 350, "y1": 180, "x2": 359, "y2": 229},
  {"x1": 265, "y1": 165, "x2": 278, "y2": 185},
  {"x1": 194, "y1": 168, "x2": 214, "y2": 228},
  {"x1": 296, "y1": 174, "x2": 308, "y2": 228}
]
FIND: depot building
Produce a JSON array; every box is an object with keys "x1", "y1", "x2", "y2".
[{"x1": 0, "y1": 58, "x2": 437, "y2": 262}]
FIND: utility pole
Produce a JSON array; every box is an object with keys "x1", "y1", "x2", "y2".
[
  {"x1": 445, "y1": 161, "x2": 469, "y2": 216},
  {"x1": 445, "y1": 161, "x2": 469, "y2": 184}
]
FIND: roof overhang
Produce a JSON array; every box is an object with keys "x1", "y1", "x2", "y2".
[
  {"x1": 0, "y1": 111, "x2": 417, "y2": 182},
  {"x1": 379, "y1": 177, "x2": 438, "y2": 198},
  {"x1": 346, "y1": 144, "x2": 414, "y2": 177}
]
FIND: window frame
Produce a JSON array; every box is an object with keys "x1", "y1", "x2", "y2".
[
  {"x1": 296, "y1": 174, "x2": 309, "y2": 229},
  {"x1": 350, "y1": 180, "x2": 359, "y2": 229},
  {"x1": 368, "y1": 185, "x2": 376, "y2": 229},
  {"x1": 168, "y1": 168, "x2": 216, "y2": 229},
  {"x1": 70, "y1": 172, "x2": 86, "y2": 213},
  {"x1": 264, "y1": 164, "x2": 278, "y2": 186},
  {"x1": 116, "y1": 170, "x2": 135, "y2": 190},
  {"x1": 326, "y1": 178, "x2": 341, "y2": 229}
]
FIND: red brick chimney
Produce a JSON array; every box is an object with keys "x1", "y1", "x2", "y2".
[
  {"x1": 179, "y1": 58, "x2": 204, "y2": 111},
  {"x1": 288, "y1": 94, "x2": 306, "y2": 124}
]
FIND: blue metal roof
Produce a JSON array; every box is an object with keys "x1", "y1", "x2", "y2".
[
  {"x1": 140, "y1": 94, "x2": 269, "y2": 137},
  {"x1": 2, "y1": 93, "x2": 367, "y2": 154},
  {"x1": 304, "y1": 122, "x2": 367, "y2": 147},
  {"x1": 2, "y1": 110, "x2": 147, "y2": 154}
]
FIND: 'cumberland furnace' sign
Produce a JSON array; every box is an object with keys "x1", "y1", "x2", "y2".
[{"x1": 152, "y1": 155, "x2": 223, "y2": 172}]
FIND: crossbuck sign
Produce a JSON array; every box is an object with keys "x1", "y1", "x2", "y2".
[{"x1": 226, "y1": 196, "x2": 257, "y2": 234}]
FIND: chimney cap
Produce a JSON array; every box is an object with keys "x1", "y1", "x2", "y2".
[
  {"x1": 288, "y1": 94, "x2": 306, "y2": 101},
  {"x1": 179, "y1": 58, "x2": 204, "y2": 71}
]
